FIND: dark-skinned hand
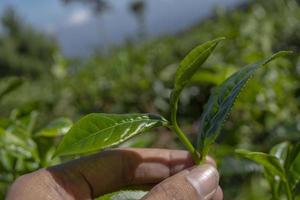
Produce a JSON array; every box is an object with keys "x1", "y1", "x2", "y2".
[{"x1": 6, "y1": 148, "x2": 222, "y2": 200}]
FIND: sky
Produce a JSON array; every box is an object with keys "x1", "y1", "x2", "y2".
[{"x1": 0, "y1": 0, "x2": 244, "y2": 57}]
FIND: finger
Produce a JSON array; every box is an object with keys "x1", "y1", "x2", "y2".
[
  {"x1": 46, "y1": 148, "x2": 201, "y2": 198},
  {"x1": 142, "y1": 164, "x2": 219, "y2": 200},
  {"x1": 212, "y1": 186, "x2": 223, "y2": 200}
]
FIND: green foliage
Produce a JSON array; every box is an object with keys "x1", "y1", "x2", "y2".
[
  {"x1": 169, "y1": 37, "x2": 224, "y2": 164},
  {"x1": 55, "y1": 113, "x2": 167, "y2": 156},
  {"x1": 0, "y1": 110, "x2": 70, "y2": 198},
  {"x1": 236, "y1": 149, "x2": 286, "y2": 181},
  {"x1": 55, "y1": 37, "x2": 291, "y2": 200},
  {"x1": 197, "y1": 51, "x2": 291, "y2": 161},
  {"x1": 236, "y1": 140, "x2": 300, "y2": 199},
  {"x1": 35, "y1": 118, "x2": 72, "y2": 137},
  {"x1": 55, "y1": 38, "x2": 231, "y2": 165},
  {"x1": 1, "y1": 0, "x2": 300, "y2": 199},
  {"x1": 0, "y1": 77, "x2": 23, "y2": 100},
  {"x1": 170, "y1": 37, "x2": 224, "y2": 106}
]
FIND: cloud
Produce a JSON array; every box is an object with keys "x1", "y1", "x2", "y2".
[{"x1": 66, "y1": 8, "x2": 91, "y2": 26}]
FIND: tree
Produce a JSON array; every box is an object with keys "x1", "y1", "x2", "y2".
[
  {"x1": 129, "y1": 0, "x2": 146, "y2": 39},
  {"x1": 0, "y1": 8, "x2": 58, "y2": 78}
]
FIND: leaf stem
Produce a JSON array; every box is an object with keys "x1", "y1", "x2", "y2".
[
  {"x1": 199, "y1": 147, "x2": 209, "y2": 164},
  {"x1": 170, "y1": 98, "x2": 201, "y2": 165},
  {"x1": 283, "y1": 180, "x2": 293, "y2": 200}
]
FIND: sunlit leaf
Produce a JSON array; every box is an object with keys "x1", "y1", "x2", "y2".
[
  {"x1": 119, "y1": 132, "x2": 157, "y2": 148},
  {"x1": 267, "y1": 142, "x2": 292, "y2": 197},
  {"x1": 197, "y1": 51, "x2": 291, "y2": 156},
  {"x1": 235, "y1": 149, "x2": 286, "y2": 181},
  {"x1": 36, "y1": 118, "x2": 72, "y2": 137},
  {"x1": 270, "y1": 141, "x2": 290, "y2": 165},
  {"x1": 55, "y1": 113, "x2": 168, "y2": 156}
]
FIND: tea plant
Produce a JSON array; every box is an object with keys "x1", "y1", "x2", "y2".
[
  {"x1": 0, "y1": 110, "x2": 72, "y2": 198},
  {"x1": 55, "y1": 38, "x2": 293, "y2": 199},
  {"x1": 236, "y1": 141, "x2": 300, "y2": 200},
  {"x1": 0, "y1": 79, "x2": 73, "y2": 198}
]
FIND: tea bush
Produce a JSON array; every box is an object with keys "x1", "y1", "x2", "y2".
[{"x1": 0, "y1": 0, "x2": 300, "y2": 199}]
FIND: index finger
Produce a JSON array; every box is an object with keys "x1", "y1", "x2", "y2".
[{"x1": 47, "y1": 148, "x2": 197, "y2": 198}]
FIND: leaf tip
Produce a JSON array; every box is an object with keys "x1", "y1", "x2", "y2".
[
  {"x1": 212, "y1": 37, "x2": 226, "y2": 44},
  {"x1": 272, "y1": 50, "x2": 293, "y2": 58},
  {"x1": 263, "y1": 50, "x2": 293, "y2": 66},
  {"x1": 234, "y1": 149, "x2": 249, "y2": 155},
  {"x1": 147, "y1": 113, "x2": 169, "y2": 125}
]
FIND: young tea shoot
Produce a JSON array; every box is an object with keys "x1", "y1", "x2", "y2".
[
  {"x1": 196, "y1": 51, "x2": 291, "y2": 162},
  {"x1": 54, "y1": 37, "x2": 292, "y2": 198},
  {"x1": 54, "y1": 37, "x2": 226, "y2": 159}
]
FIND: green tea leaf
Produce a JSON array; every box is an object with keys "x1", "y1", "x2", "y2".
[
  {"x1": 267, "y1": 142, "x2": 290, "y2": 197},
  {"x1": 197, "y1": 51, "x2": 291, "y2": 156},
  {"x1": 190, "y1": 66, "x2": 236, "y2": 85},
  {"x1": 270, "y1": 141, "x2": 290, "y2": 165},
  {"x1": 289, "y1": 153, "x2": 300, "y2": 190},
  {"x1": 235, "y1": 149, "x2": 286, "y2": 181},
  {"x1": 97, "y1": 190, "x2": 147, "y2": 200},
  {"x1": 287, "y1": 141, "x2": 300, "y2": 190},
  {"x1": 0, "y1": 128, "x2": 39, "y2": 161},
  {"x1": 55, "y1": 113, "x2": 168, "y2": 156},
  {"x1": 264, "y1": 169, "x2": 281, "y2": 198},
  {"x1": 286, "y1": 140, "x2": 300, "y2": 169},
  {"x1": 36, "y1": 118, "x2": 72, "y2": 137},
  {"x1": 170, "y1": 37, "x2": 224, "y2": 106}
]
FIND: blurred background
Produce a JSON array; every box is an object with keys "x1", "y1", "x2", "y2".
[{"x1": 0, "y1": 0, "x2": 299, "y2": 199}]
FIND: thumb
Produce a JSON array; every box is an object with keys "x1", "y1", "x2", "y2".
[{"x1": 142, "y1": 164, "x2": 221, "y2": 200}]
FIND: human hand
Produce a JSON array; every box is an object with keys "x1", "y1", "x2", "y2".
[{"x1": 6, "y1": 148, "x2": 222, "y2": 200}]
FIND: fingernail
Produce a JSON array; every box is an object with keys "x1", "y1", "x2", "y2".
[{"x1": 186, "y1": 164, "x2": 219, "y2": 200}]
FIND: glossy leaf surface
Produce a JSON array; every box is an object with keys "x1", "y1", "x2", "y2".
[
  {"x1": 270, "y1": 141, "x2": 290, "y2": 165},
  {"x1": 197, "y1": 51, "x2": 291, "y2": 156},
  {"x1": 55, "y1": 113, "x2": 168, "y2": 156},
  {"x1": 36, "y1": 118, "x2": 72, "y2": 137},
  {"x1": 235, "y1": 149, "x2": 286, "y2": 181},
  {"x1": 267, "y1": 142, "x2": 290, "y2": 197}
]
